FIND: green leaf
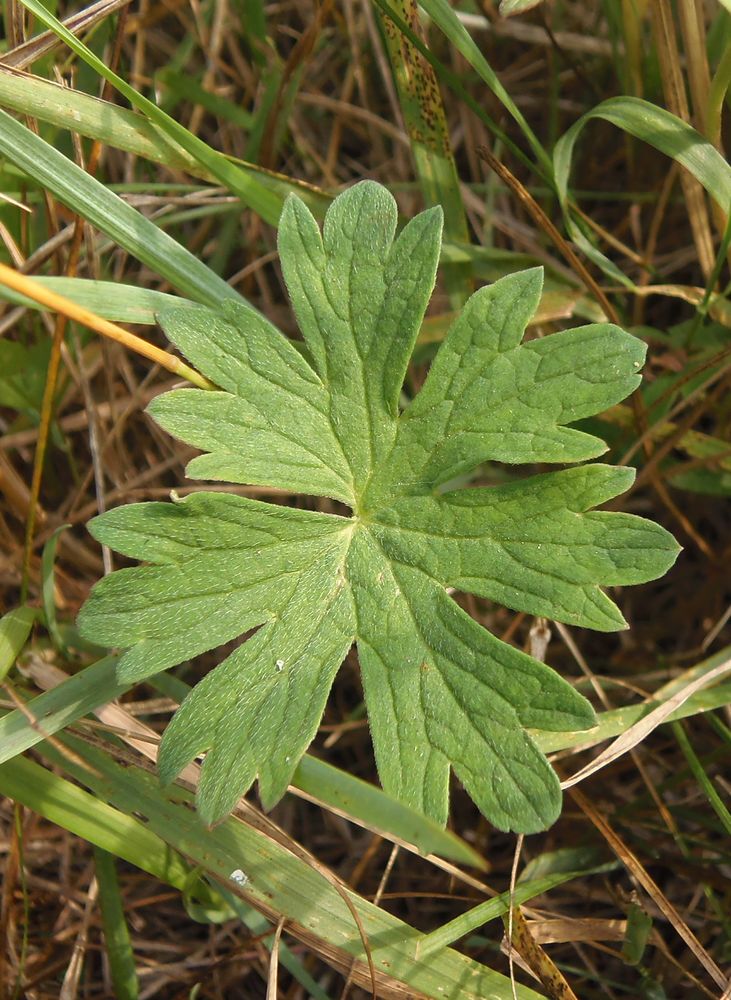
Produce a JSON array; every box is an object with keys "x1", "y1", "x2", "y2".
[
  {"x1": 0, "y1": 606, "x2": 38, "y2": 683},
  {"x1": 79, "y1": 181, "x2": 680, "y2": 834}
]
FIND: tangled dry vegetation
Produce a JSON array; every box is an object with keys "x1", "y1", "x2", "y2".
[{"x1": 0, "y1": 1, "x2": 730, "y2": 998}]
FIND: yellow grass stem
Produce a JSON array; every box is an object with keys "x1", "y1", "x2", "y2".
[{"x1": 0, "y1": 264, "x2": 215, "y2": 391}]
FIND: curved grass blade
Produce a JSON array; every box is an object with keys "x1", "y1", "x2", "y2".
[{"x1": 554, "y1": 97, "x2": 731, "y2": 281}]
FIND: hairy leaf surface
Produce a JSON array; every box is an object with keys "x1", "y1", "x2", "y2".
[{"x1": 79, "y1": 182, "x2": 679, "y2": 833}]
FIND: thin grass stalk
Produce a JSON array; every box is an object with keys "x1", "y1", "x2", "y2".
[{"x1": 649, "y1": 0, "x2": 716, "y2": 280}]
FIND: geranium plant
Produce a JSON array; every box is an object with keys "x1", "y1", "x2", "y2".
[{"x1": 79, "y1": 182, "x2": 679, "y2": 833}]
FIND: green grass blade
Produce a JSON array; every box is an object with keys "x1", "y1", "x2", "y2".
[
  {"x1": 41, "y1": 525, "x2": 68, "y2": 651},
  {"x1": 536, "y1": 645, "x2": 731, "y2": 754},
  {"x1": 411, "y1": 0, "x2": 553, "y2": 176},
  {"x1": 0, "y1": 655, "x2": 124, "y2": 764},
  {"x1": 93, "y1": 848, "x2": 139, "y2": 1000},
  {"x1": 0, "y1": 69, "x2": 330, "y2": 216},
  {"x1": 156, "y1": 68, "x2": 255, "y2": 129},
  {"x1": 671, "y1": 720, "x2": 731, "y2": 836},
  {"x1": 16, "y1": 0, "x2": 283, "y2": 225},
  {"x1": 554, "y1": 97, "x2": 731, "y2": 214},
  {"x1": 295, "y1": 755, "x2": 485, "y2": 869},
  {"x1": 554, "y1": 97, "x2": 731, "y2": 282},
  {"x1": 419, "y1": 865, "x2": 615, "y2": 957},
  {"x1": 0, "y1": 754, "x2": 226, "y2": 908},
  {"x1": 0, "y1": 278, "x2": 197, "y2": 325},
  {"x1": 0, "y1": 753, "x2": 332, "y2": 999},
  {"x1": 32, "y1": 737, "x2": 545, "y2": 1000},
  {"x1": 0, "y1": 109, "x2": 246, "y2": 309},
  {"x1": 0, "y1": 607, "x2": 38, "y2": 682}
]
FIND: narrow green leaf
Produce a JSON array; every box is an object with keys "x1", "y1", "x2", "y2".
[
  {"x1": 0, "y1": 607, "x2": 38, "y2": 682},
  {"x1": 0, "y1": 108, "x2": 245, "y2": 309},
  {"x1": 555, "y1": 97, "x2": 731, "y2": 215},
  {"x1": 17, "y1": 0, "x2": 283, "y2": 225},
  {"x1": 0, "y1": 755, "x2": 227, "y2": 909},
  {"x1": 20, "y1": 742, "x2": 545, "y2": 1000},
  {"x1": 79, "y1": 182, "x2": 679, "y2": 834},
  {"x1": 671, "y1": 720, "x2": 731, "y2": 836},
  {"x1": 0, "y1": 68, "x2": 330, "y2": 216},
  {"x1": 554, "y1": 97, "x2": 731, "y2": 281},
  {"x1": 294, "y1": 755, "x2": 485, "y2": 869},
  {"x1": 0, "y1": 753, "x2": 330, "y2": 999},
  {"x1": 156, "y1": 68, "x2": 255, "y2": 129},
  {"x1": 420, "y1": 867, "x2": 614, "y2": 958},
  {"x1": 93, "y1": 848, "x2": 139, "y2": 1000},
  {"x1": 41, "y1": 524, "x2": 68, "y2": 651},
  {"x1": 499, "y1": 0, "x2": 544, "y2": 14},
  {"x1": 0, "y1": 655, "x2": 123, "y2": 765}
]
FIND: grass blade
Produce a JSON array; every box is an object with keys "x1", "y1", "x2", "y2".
[
  {"x1": 553, "y1": 96, "x2": 731, "y2": 281},
  {"x1": 0, "y1": 68, "x2": 330, "y2": 216},
  {"x1": 0, "y1": 754, "x2": 225, "y2": 907},
  {"x1": 93, "y1": 848, "x2": 139, "y2": 1000},
  {"x1": 419, "y1": 866, "x2": 614, "y2": 958},
  {"x1": 34, "y1": 737, "x2": 545, "y2": 1000},
  {"x1": 412, "y1": 0, "x2": 552, "y2": 176},
  {"x1": 0, "y1": 607, "x2": 38, "y2": 682},
  {"x1": 554, "y1": 96, "x2": 731, "y2": 212},
  {"x1": 377, "y1": 0, "x2": 471, "y2": 305},
  {"x1": 16, "y1": 0, "x2": 284, "y2": 225},
  {"x1": 671, "y1": 720, "x2": 731, "y2": 835},
  {"x1": 0, "y1": 108, "x2": 246, "y2": 309}
]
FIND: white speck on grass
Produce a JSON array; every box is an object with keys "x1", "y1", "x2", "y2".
[
  {"x1": 229, "y1": 869, "x2": 249, "y2": 887},
  {"x1": 275, "y1": 659, "x2": 285, "y2": 672}
]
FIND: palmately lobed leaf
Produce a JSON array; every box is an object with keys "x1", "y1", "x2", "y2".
[{"x1": 79, "y1": 180, "x2": 680, "y2": 833}]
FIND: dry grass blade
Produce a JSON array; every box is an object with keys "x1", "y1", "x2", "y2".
[
  {"x1": 649, "y1": 0, "x2": 716, "y2": 278},
  {"x1": 504, "y1": 906, "x2": 579, "y2": 1000},
  {"x1": 265, "y1": 917, "x2": 285, "y2": 1000},
  {"x1": 561, "y1": 658, "x2": 731, "y2": 789},
  {"x1": 475, "y1": 144, "x2": 617, "y2": 322},
  {"x1": 0, "y1": 0, "x2": 132, "y2": 70},
  {"x1": 569, "y1": 786, "x2": 729, "y2": 992}
]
